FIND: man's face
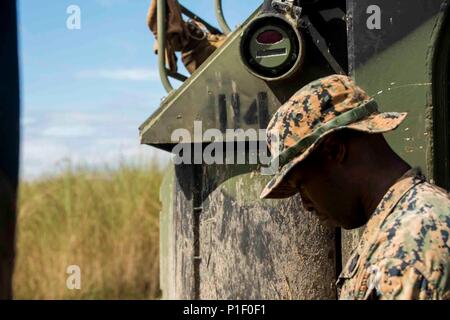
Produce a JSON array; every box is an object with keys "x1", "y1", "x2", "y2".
[{"x1": 289, "y1": 150, "x2": 366, "y2": 229}]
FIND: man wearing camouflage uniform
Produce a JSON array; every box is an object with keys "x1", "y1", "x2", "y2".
[{"x1": 260, "y1": 74, "x2": 450, "y2": 300}]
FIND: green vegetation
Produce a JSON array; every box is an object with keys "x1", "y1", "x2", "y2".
[{"x1": 13, "y1": 161, "x2": 165, "y2": 300}]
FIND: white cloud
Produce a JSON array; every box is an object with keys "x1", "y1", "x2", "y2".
[
  {"x1": 43, "y1": 125, "x2": 96, "y2": 138},
  {"x1": 76, "y1": 68, "x2": 159, "y2": 81},
  {"x1": 20, "y1": 102, "x2": 169, "y2": 179},
  {"x1": 20, "y1": 138, "x2": 72, "y2": 178},
  {"x1": 71, "y1": 138, "x2": 168, "y2": 168},
  {"x1": 20, "y1": 136, "x2": 170, "y2": 180},
  {"x1": 20, "y1": 108, "x2": 170, "y2": 179}
]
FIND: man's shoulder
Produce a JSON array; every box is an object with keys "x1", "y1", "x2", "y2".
[
  {"x1": 368, "y1": 181, "x2": 450, "y2": 295},
  {"x1": 339, "y1": 180, "x2": 450, "y2": 299},
  {"x1": 376, "y1": 181, "x2": 450, "y2": 258},
  {"x1": 386, "y1": 181, "x2": 450, "y2": 230}
]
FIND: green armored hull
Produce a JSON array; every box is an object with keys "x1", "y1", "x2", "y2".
[{"x1": 140, "y1": 0, "x2": 450, "y2": 299}]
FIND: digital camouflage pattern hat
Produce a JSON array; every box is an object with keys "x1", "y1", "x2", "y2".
[{"x1": 260, "y1": 74, "x2": 408, "y2": 199}]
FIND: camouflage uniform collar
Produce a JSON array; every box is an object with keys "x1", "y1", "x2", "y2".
[
  {"x1": 370, "y1": 167, "x2": 424, "y2": 221},
  {"x1": 361, "y1": 167, "x2": 425, "y2": 246},
  {"x1": 338, "y1": 167, "x2": 426, "y2": 282}
]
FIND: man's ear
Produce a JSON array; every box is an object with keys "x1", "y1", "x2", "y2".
[{"x1": 321, "y1": 136, "x2": 347, "y2": 164}]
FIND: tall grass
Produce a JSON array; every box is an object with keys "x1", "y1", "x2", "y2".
[{"x1": 14, "y1": 161, "x2": 165, "y2": 299}]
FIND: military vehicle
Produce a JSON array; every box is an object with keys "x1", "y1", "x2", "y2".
[{"x1": 140, "y1": 0, "x2": 450, "y2": 299}]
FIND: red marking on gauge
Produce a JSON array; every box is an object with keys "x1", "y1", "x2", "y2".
[{"x1": 256, "y1": 30, "x2": 283, "y2": 44}]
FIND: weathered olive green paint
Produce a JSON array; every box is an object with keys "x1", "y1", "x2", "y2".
[
  {"x1": 199, "y1": 165, "x2": 336, "y2": 299},
  {"x1": 160, "y1": 161, "x2": 337, "y2": 299},
  {"x1": 171, "y1": 164, "x2": 197, "y2": 299},
  {"x1": 342, "y1": 0, "x2": 449, "y2": 267},
  {"x1": 140, "y1": 15, "x2": 266, "y2": 145},
  {"x1": 159, "y1": 165, "x2": 175, "y2": 299},
  {"x1": 347, "y1": 0, "x2": 447, "y2": 178},
  {"x1": 139, "y1": 10, "x2": 334, "y2": 147}
]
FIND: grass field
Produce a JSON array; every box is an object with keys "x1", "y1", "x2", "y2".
[{"x1": 13, "y1": 161, "x2": 165, "y2": 299}]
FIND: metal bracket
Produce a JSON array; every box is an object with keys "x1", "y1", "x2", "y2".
[
  {"x1": 272, "y1": 0, "x2": 302, "y2": 24},
  {"x1": 300, "y1": 16, "x2": 346, "y2": 75}
]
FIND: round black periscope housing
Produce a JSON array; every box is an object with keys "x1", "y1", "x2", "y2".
[{"x1": 240, "y1": 13, "x2": 304, "y2": 81}]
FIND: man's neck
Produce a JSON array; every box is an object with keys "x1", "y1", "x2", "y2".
[{"x1": 360, "y1": 157, "x2": 411, "y2": 221}]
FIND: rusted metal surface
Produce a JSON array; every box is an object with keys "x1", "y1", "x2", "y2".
[
  {"x1": 166, "y1": 163, "x2": 337, "y2": 299},
  {"x1": 199, "y1": 165, "x2": 336, "y2": 299},
  {"x1": 172, "y1": 164, "x2": 196, "y2": 299}
]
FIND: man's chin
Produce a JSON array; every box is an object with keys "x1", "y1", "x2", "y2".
[
  {"x1": 312, "y1": 211, "x2": 361, "y2": 229},
  {"x1": 340, "y1": 219, "x2": 367, "y2": 230},
  {"x1": 315, "y1": 214, "x2": 339, "y2": 228}
]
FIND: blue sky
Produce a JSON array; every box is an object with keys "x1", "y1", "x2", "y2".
[{"x1": 18, "y1": 0, "x2": 260, "y2": 178}]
